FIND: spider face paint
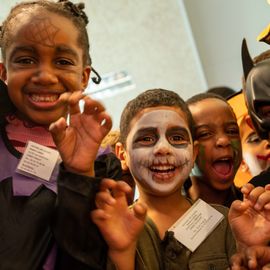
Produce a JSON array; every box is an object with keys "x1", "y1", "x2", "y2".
[
  {"x1": 4, "y1": 9, "x2": 89, "y2": 126},
  {"x1": 124, "y1": 108, "x2": 194, "y2": 196}
]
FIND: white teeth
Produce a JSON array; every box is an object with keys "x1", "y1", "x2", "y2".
[
  {"x1": 219, "y1": 158, "x2": 230, "y2": 161},
  {"x1": 151, "y1": 165, "x2": 174, "y2": 170},
  {"x1": 31, "y1": 94, "x2": 59, "y2": 102}
]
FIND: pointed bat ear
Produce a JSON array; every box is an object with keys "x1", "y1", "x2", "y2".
[{"x1": 241, "y1": 38, "x2": 254, "y2": 80}]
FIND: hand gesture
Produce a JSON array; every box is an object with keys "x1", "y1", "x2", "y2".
[
  {"x1": 229, "y1": 184, "x2": 270, "y2": 249},
  {"x1": 49, "y1": 91, "x2": 112, "y2": 176},
  {"x1": 91, "y1": 179, "x2": 146, "y2": 253},
  {"x1": 230, "y1": 246, "x2": 270, "y2": 270}
]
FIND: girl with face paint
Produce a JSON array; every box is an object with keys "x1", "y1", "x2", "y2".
[
  {"x1": 92, "y1": 89, "x2": 241, "y2": 270},
  {"x1": 186, "y1": 93, "x2": 243, "y2": 207},
  {"x1": 0, "y1": 1, "x2": 119, "y2": 269},
  {"x1": 228, "y1": 93, "x2": 270, "y2": 188}
]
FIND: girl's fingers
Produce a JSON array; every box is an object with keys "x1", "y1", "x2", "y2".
[
  {"x1": 49, "y1": 117, "x2": 67, "y2": 145},
  {"x1": 83, "y1": 97, "x2": 105, "y2": 114},
  {"x1": 67, "y1": 91, "x2": 85, "y2": 115},
  {"x1": 58, "y1": 92, "x2": 72, "y2": 104},
  {"x1": 93, "y1": 112, "x2": 113, "y2": 135}
]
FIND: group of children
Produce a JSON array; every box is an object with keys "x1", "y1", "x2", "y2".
[{"x1": 1, "y1": 0, "x2": 270, "y2": 269}]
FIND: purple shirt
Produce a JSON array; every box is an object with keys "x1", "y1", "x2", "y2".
[{"x1": 0, "y1": 137, "x2": 58, "y2": 269}]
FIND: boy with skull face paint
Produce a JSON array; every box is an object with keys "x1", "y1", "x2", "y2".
[{"x1": 92, "y1": 88, "x2": 239, "y2": 270}]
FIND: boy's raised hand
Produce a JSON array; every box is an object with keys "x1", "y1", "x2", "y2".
[
  {"x1": 91, "y1": 179, "x2": 147, "y2": 268},
  {"x1": 49, "y1": 91, "x2": 112, "y2": 176},
  {"x1": 229, "y1": 183, "x2": 270, "y2": 249}
]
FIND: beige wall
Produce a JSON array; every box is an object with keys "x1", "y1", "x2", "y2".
[
  {"x1": 84, "y1": 0, "x2": 205, "y2": 128},
  {"x1": 184, "y1": 0, "x2": 270, "y2": 90}
]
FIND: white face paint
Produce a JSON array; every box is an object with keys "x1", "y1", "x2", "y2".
[
  {"x1": 125, "y1": 108, "x2": 194, "y2": 196},
  {"x1": 243, "y1": 151, "x2": 267, "y2": 176}
]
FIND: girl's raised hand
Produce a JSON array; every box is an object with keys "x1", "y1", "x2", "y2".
[{"x1": 50, "y1": 91, "x2": 112, "y2": 176}]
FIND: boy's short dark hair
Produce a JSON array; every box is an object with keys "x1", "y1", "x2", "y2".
[
  {"x1": 206, "y1": 86, "x2": 236, "y2": 99},
  {"x1": 186, "y1": 92, "x2": 236, "y2": 119},
  {"x1": 119, "y1": 88, "x2": 194, "y2": 146},
  {"x1": 186, "y1": 92, "x2": 228, "y2": 105}
]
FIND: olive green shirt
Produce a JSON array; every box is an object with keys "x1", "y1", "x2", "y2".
[{"x1": 108, "y1": 204, "x2": 235, "y2": 270}]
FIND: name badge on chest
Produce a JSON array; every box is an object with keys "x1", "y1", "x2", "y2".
[
  {"x1": 16, "y1": 141, "x2": 59, "y2": 181},
  {"x1": 169, "y1": 199, "x2": 224, "y2": 252}
]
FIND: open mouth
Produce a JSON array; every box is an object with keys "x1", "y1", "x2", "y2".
[
  {"x1": 149, "y1": 164, "x2": 176, "y2": 180},
  {"x1": 212, "y1": 157, "x2": 233, "y2": 177},
  {"x1": 150, "y1": 165, "x2": 176, "y2": 173}
]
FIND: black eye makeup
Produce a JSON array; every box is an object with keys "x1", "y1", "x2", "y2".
[
  {"x1": 132, "y1": 126, "x2": 191, "y2": 149},
  {"x1": 166, "y1": 127, "x2": 191, "y2": 148},
  {"x1": 132, "y1": 127, "x2": 159, "y2": 149}
]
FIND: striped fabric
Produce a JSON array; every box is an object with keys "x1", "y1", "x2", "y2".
[{"x1": 5, "y1": 114, "x2": 56, "y2": 153}]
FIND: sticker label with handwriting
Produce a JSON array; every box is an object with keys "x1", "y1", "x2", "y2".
[
  {"x1": 169, "y1": 199, "x2": 224, "y2": 252},
  {"x1": 17, "y1": 141, "x2": 59, "y2": 181}
]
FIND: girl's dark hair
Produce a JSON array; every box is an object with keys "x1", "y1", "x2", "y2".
[{"x1": 0, "y1": 0, "x2": 91, "y2": 66}]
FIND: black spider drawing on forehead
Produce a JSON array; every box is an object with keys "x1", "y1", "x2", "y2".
[{"x1": 24, "y1": 17, "x2": 59, "y2": 47}]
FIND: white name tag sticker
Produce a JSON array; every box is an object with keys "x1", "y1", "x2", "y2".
[
  {"x1": 169, "y1": 199, "x2": 224, "y2": 252},
  {"x1": 17, "y1": 141, "x2": 59, "y2": 181}
]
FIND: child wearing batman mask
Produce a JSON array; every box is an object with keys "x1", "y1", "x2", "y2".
[{"x1": 229, "y1": 29, "x2": 270, "y2": 270}]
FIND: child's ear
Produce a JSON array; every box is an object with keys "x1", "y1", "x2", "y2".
[
  {"x1": 81, "y1": 66, "x2": 91, "y2": 90},
  {"x1": 115, "y1": 142, "x2": 129, "y2": 171},
  {"x1": 0, "y1": 63, "x2": 7, "y2": 81},
  {"x1": 192, "y1": 140, "x2": 199, "y2": 164}
]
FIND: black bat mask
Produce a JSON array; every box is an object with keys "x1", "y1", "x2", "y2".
[{"x1": 241, "y1": 39, "x2": 270, "y2": 139}]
